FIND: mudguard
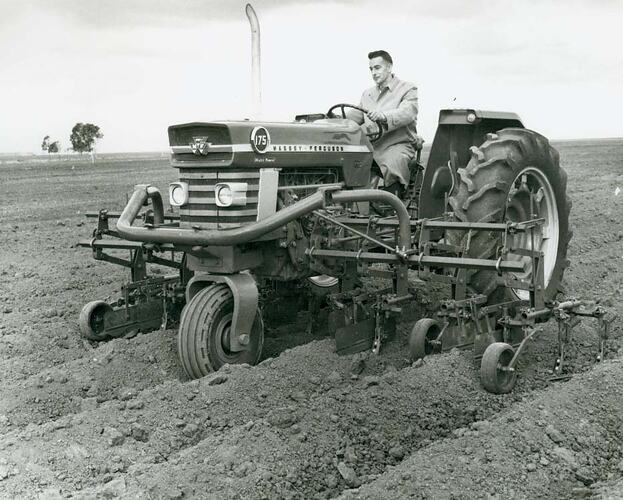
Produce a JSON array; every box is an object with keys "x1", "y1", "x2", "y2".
[{"x1": 186, "y1": 272, "x2": 258, "y2": 352}]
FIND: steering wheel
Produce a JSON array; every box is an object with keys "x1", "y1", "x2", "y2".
[{"x1": 326, "y1": 103, "x2": 384, "y2": 143}]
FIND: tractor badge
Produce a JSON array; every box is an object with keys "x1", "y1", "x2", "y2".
[{"x1": 190, "y1": 137, "x2": 211, "y2": 156}]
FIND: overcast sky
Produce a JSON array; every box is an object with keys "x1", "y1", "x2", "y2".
[{"x1": 1, "y1": 0, "x2": 622, "y2": 153}]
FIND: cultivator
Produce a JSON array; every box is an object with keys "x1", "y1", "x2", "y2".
[{"x1": 78, "y1": 108, "x2": 615, "y2": 393}]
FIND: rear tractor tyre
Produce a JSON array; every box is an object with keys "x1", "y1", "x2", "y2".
[
  {"x1": 448, "y1": 128, "x2": 572, "y2": 305},
  {"x1": 177, "y1": 284, "x2": 264, "y2": 379},
  {"x1": 408, "y1": 318, "x2": 441, "y2": 362},
  {"x1": 480, "y1": 342, "x2": 517, "y2": 394},
  {"x1": 79, "y1": 300, "x2": 112, "y2": 341}
]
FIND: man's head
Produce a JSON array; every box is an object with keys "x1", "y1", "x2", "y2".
[{"x1": 368, "y1": 50, "x2": 393, "y2": 88}]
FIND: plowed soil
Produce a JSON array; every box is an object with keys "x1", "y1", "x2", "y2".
[{"x1": 0, "y1": 139, "x2": 622, "y2": 499}]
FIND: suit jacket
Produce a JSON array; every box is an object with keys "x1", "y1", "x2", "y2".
[{"x1": 348, "y1": 75, "x2": 419, "y2": 187}]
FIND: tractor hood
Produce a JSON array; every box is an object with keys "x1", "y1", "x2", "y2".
[{"x1": 168, "y1": 119, "x2": 372, "y2": 169}]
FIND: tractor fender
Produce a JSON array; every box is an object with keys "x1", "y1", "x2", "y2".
[
  {"x1": 186, "y1": 272, "x2": 258, "y2": 352},
  {"x1": 419, "y1": 109, "x2": 524, "y2": 220}
]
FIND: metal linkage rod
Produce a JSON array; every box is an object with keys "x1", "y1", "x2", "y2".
[
  {"x1": 86, "y1": 211, "x2": 180, "y2": 221},
  {"x1": 306, "y1": 248, "x2": 525, "y2": 273},
  {"x1": 313, "y1": 210, "x2": 397, "y2": 254},
  {"x1": 332, "y1": 228, "x2": 395, "y2": 245},
  {"x1": 333, "y1": 217, "x2": 544, "y2": 233},
  {"x1": 278, "y1": 182, "x2": 344, "y2": 192}
]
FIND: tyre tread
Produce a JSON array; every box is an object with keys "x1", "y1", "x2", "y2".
[{"x1": 447, "y1": 128, "x2": 572, "y2": 305}]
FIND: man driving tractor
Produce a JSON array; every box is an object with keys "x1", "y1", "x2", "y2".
[{"x1": 347, "y1": 50, "x2": 419, "y2": 198}]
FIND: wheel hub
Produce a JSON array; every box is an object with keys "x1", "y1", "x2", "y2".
[{"x1": 217, "y1": 313, "x2": 235, "y2": 358}]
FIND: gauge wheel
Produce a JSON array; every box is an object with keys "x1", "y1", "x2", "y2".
[
  {"x1": 480, "y1": 342, "x2": 517, "y2": 394},
  {"x1": 408, "y1": 318, "x2": 441, "y2": 361},
  {"x1": 79, "y1": 300, "x2": 112, "y2": 341}
]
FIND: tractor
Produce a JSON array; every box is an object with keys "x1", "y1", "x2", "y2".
[{"x1": 78, "y1": 106, "x2": 612, "y2": 393}]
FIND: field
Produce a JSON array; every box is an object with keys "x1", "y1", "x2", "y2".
[{"x1": 0, "y1": 139, "x2": 622, "y2": 499}]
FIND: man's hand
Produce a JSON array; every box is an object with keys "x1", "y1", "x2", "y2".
[{"x1": 367, "y1": 110, "x2": 387, "y2": 123}]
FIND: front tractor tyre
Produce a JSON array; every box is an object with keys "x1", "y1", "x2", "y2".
[
  {"x1": 448, "y1": 128, "x2": 572, "y2": 305},
  {"x1": 177, "y1": 284, "x2": 264, "y2": 379}
]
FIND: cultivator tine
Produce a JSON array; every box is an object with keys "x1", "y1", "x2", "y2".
[
  {"x1": 551, "y1": 301, "x2": 617, "y2": 375},
  {"x1": 372, "y1": 309, "x2": 382, "y2": 355},
  {"x1": 553, "y1": 321, "x2": 567, "y2": 376},
  {"x1": 596, "y1": 310, "x2": 617, "y2": 363},
  {"x1": 597, "y1": 317, "x2": 606, "y2": 363}
]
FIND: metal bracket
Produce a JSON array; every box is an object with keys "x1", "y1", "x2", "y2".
[
  {"x1": 97, "y1": 209, "x2": 110, "y2": 234},
  {"x1": 131, "y1": 249, "x2": 148, "y2": 282},
  {"x1": 317, "y1": 184, "x2": 341, "y2": 208},
  {"x1": 186, "y1": 273, "x2": 259, "y2": 353}
]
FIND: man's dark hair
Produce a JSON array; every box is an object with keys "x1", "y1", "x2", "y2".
[{"x1": 368, "y1": 50, "x2": 393, "y2": 65}]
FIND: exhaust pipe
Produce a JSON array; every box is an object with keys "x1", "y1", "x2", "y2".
[
  {"x1": 245, "y1": 4, "x2": 261, "y2": 118},
  {"x1": 116, "y1": 185, "x2": 412, "y2": 250}
]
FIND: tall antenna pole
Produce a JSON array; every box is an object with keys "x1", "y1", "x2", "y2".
[{"x1": 245, "y1": 4, "x2": 262, "y2": 118}]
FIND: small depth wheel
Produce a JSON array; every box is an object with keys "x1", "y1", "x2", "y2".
[
  {"x1": 177, "y1": 284, "x2": 264, "y2": 379},
  {"x1": 480, "y1": 342, "x2": 517, "y2": 394},
  {"x1": 408, "y1": 318, "x2": 441, "y2": 361},
  {"x1": 79, "y1": 300, "x2": 112, "y2": 341}
]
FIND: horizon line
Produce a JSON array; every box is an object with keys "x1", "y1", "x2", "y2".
[{"x1": 2, "y1": 136, "x2": 623, "y2": 157}]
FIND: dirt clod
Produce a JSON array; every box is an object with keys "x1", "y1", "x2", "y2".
[
  {"x1": 103, "y1": 427, "x2": 125, "y2": 447},
  {"x1": 363, "y1": 375, "x2": 380, "y2": 387},
  {"x1": 545, "y1": 424, "x2": 565, "y2": 444},
  {"x1": 337, "y1": 462, "x2": 359, "y2": 487},
  {"x1": 207, "y1": 374, "x2": 228, "y2": 386}
]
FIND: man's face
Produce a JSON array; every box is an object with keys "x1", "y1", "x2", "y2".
[{"x1": 369, "y1": 56, "x2": 392, "y2": 87}]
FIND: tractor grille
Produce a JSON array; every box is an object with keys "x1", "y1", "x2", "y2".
[
  {"x1": 172, "y1": 151, "x2": 233, "y2": 163},
  {"x1": 178, "y1": 168, "x2": 260, "y2": 229}
]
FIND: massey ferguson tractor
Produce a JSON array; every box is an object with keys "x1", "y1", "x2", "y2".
[{"x1": 78, "y1": 106, "x2": 613, "y2": 393}]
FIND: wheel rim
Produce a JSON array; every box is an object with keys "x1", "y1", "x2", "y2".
[
  {"x1": 308, "y1": 275, "x2": 339, "y2": 288},
  {"x1": 496, "y1": 348, "x2": 515, "y2": 388},
  {"x1": 424, "y1": 325, "x2": 440, "y2": 355},
  {"x1": 90, "y1": 306, "x2": 107, "y2": 335},
  {"x1": 215, "y1": 312, "x2": 238, "y2": 362},
  {"x1": 505, "y1": 167, "x2": 559, "y2": 301}
]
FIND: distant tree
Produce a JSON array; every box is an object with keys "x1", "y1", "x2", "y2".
[
  {"x1": 41, "y1": 135, "x2": 50, "y2": 152},
  {"x1": 70, "y1": 123, "x2": 103, "y2": 153},
  {"x1": 48, "y1": 141, "x2": 60, "y2": 153}
]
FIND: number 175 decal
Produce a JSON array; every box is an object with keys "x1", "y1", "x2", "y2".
[{"x1": 250, "y1": 126, "x2": 271, "y2": 154}]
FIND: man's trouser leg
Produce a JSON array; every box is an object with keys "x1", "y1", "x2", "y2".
[{"x1": 372, "y1": 143, "x2": 415, "y2": 198}]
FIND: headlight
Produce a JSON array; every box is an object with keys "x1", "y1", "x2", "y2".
[
  {"x1": 466, "y1": 112, "x2": 477, "y2": 123},
  {"x1": 216, "y1": 185, "x2": 233, "y2": 205},
  {"x1": 214, "y1": 182, "x2": 248, "y2": 207},
  {"x1": 168, "y1": 182, "x2": 189, "y2": 207}
]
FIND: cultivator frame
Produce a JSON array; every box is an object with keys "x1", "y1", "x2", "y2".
[
  {"x1": 79, "y1": 209, "x2": 190, "y2": 340},
  {"x1": 78, "y1": 186, "x2": 615, "y2": 393}
]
